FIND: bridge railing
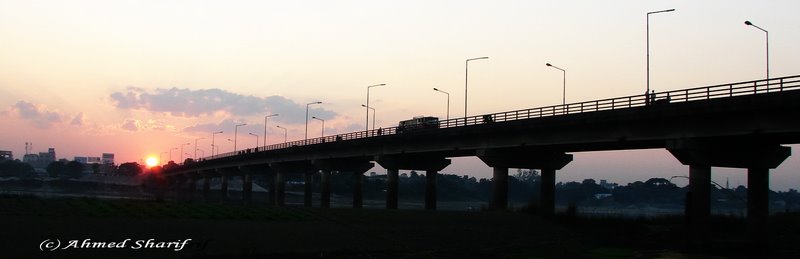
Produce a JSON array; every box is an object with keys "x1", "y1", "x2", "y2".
[{"x1": 203, "y1": 75, "x2": 800, "y2": 162}]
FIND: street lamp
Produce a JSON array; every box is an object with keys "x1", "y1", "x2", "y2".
[
  {"x1": 249, "y1": 133, "x2": 259, "y2": 149},
  {"x1": 276, "y1": 125, "x2": 288, "y2": 144},
  {"x1": 234, "y1": 123, "x2": 247, "y2": 153},
  {"x1": 180, "y1": 142, "x2": 191, "y2": 162},
  {"x1": 194, "y1": 137, "x2": 205, "y2": 159},
  {"x1": 211, "y1": 131, "x2": 223, "y2": 157},
  {"x1": 305, "y1": 101, "x2": 322, "y2": 141},
  {"x1": 546, "y1": 63, "x2": 566, "y2": 105},
  {"x1": 264, "y1": 114, "x2": 279, "y2": 146},
  {"x1": 745, "y1": 20, "x2": 769, "y2": 81},
  {"x1": 366, "y1": 83, "x2": 386, "y2": 131},
  {"x1": 361, "y1": 104, "x2": 376, "y2": 131},
  {"x1": 311, "y1": 116, "x2": 325, "y2": 137},
  {"x1": 465, "y1": 57, "x2": 489, "y2": 119},
  {"x1": 647, "y1": 8, "x2": 675, "y2": 95},
  {"x1": 433, "y1": 88, "x2": 450, "y2": 121}
]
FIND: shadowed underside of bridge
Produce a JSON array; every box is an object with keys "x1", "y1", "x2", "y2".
[{"x1": 163, "y1": 76, "x2": 800, "y2": 249}]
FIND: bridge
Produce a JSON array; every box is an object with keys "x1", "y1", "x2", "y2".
[{"x1": 162, "y1": 75, "x2": 800, "y2": 244}]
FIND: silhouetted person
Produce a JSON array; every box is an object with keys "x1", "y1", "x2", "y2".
[{"x1": 377, "y1": 128, "x2": 383, "y2": 136}]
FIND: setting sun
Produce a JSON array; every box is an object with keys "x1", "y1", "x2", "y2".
[{"x1": 145, "y1": 157, "x2": 159, "y2": 168}]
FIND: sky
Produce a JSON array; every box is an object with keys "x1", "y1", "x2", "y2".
[{"x1": 1, "y1": 0, "x2": 799, "y2": 190}]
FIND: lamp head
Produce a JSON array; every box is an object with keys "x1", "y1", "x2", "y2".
[
  {"x1": 744, "y1": 20, "x2": 753, "y2": 26},
  {"x1": 546, "y1": 63, "x2": 552, "y2": 67}
]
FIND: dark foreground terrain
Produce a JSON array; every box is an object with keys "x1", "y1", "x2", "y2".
[{"x1": 1, "y1": 195, "x2": 798, "y2": 258}]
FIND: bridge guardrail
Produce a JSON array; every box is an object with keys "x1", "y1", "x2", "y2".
[{"x1": 203, "y1": 75, "x2": 800, "y2": 162}]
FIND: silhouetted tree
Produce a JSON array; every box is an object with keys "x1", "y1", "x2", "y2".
[
  {"x1": 64, "y1": 161, "x2": 85, "y2": 178},
  {"x1": 117, "y1": 162, "x2": 143, "y2": 176},
  {"x1": 0, "y1": 159, "x2": 35, "y2": 178},
  {"x1": 91, "y1": 163, "x2": 100, "y2": 174},
  {"x1": 46, "y1": 161, "x2": 65, "y2": 178}
]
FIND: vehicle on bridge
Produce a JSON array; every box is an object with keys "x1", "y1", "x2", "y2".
[{"x1": 397, "y1": 116, "x2": 439, "y2": 133}]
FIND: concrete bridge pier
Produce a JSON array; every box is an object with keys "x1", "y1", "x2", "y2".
[
  {"x1": 304, "y1": 171, "x2": 315, "y2": 207},
  {"x1": 202, "y1": 174, "x2": 211, "y2": 203},
  {"x1": 187, "y1": 173, "x2": 198, "y2": 202},
  {"x1": 668, "y1": 139, "x2": 790, "y2": 248},
  {"x1": 271, "y1": 162, "x2": 316, "y2": 207},
  {"x1": 242, "y1": 173, "x2": 252, "y2": 203},
  {"x1": 275, "y1": 171, "x2": 286, "y2": 206},
  {"x1": 171, "y1": 175, "x2": 186, "y2": 202},
  {"x1": 220, "y1": 174, "x2": 229, "y2": 202},
  {"x1": 320, "y1": 170, "x2": 332, "y2": 208},
  {"x1": 386, "y1": 169, "x2": 399, "y2": 209},
  {"x1": 376, "y1": 155, "x2": 451, "y2": 210},
  {"x1": 353, "y1": 172, "x2": 363, "y2": 208},
  {"x1": 478, "y1": 149, "x2": 573, "y2": 212},
  {"x1": 312, "y1": 159, "x2": 374, "y2": 209}
]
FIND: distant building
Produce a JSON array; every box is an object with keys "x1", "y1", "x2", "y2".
[
  {"x1": 0, "y1": 150, "x2": 12, "y2": 160},
  {"x1": 102, "y1": 153, "x2": 115, "y2": 165},
  {"x1": 599, "y1": 179, "x2": 618, "y2": 190},
  {"x1": 74, "y1": 157, "x2": 88, "y2": 164},
  {"x1": 23, "y1": 147, "x2": 56, "y2": 169},
  {"x1": 87, "y1": 157, "x2": 101, "y2": 163}
]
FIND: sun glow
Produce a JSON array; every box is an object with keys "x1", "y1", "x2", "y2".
[{"x1": 145, "y1": 156, "x2": 159, "y2": 168}]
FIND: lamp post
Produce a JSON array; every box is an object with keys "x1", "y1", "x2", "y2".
[
  {"x1": 361, "y1": 104, "x2": 376, "y2": 131},
  {"x1": 264, "y1": 114, "x2": 279, "y2": 147},
  {"x1": 276, "y1": 125, "x2": 287, "y2": 144},
  {"x1": 366, "y1": 83, "x2": 386, "y2": 131},
  {"x1": 647, "y1": 8, "x2": 675, "y2": 94},
  {"x1": 305, "y1": 102, "x2": 322, "y2": 141},
  {"x1": 546, "y1": 63, "x2": 566, "y2": 105},
  {"x1": 234, "y1": 123, "x2": 247, "y2": 153},
  {"x1": 745, "y1": 20, "x2": 769, "y2": 81},
  {"x1": 248, "y1": 133, "x2": 259, "y2": 149},
  {"x1": 211, "y1": 131, "x2": 223, "y2": 157},
  {"x1": 180, "y1": 142, "x2": 191, "y2": 162},
  {"x1": 194, "y1": 137, "x2": 205, "y2": 159},
  {"x1": 465, "y1": 57, "x2": 489, "y2": 119},
  {"x1": 433, "y1": 88, "x2": 450, "y2": 121},
  {"x1": 311, "y1": 116, "x2": 325, "y2": 137}
]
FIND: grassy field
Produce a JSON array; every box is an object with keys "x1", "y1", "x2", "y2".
[{"x1": 1, "y1": 195, "x2": 798, "y2": 258}]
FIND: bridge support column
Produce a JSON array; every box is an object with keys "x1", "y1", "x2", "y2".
[
  {"x1": 376, "y1": 155, "x2": 450, "y2": 210},
  {"x1": 425, "y1": 170, "x2": 438, "y2": 210},
  {"x1": 220, "y1": 174, "x2": 229, "y2": 202},
  {"x1": 304, "y1": 171, "x2": 314, "y2": 207},
  {"x1": 541, "y1": 168, "x2": 556, "y2": 216},
  {"x1": 668, "y1": 139, "x2": 790, "y2": 248},
  {"x1": 688, "y1": 164, "x2": 712, "y2": 244},
  {"x1": 243, "y1": 173, "x2": 252, "y2": 203},
  {"x1": 268, "y1": 172, "x2": 276, "y2": 205},
  {"x1": 320, "y1": 170, "x2": 331, "y2": 208},
  {"x1": 478, "y1": 149, "x2": 572, "y2": 212},
  {"x1": 311, "y1": 159, "x2": 374, "y2": 209},
  {"x1": 491, "y1": 167, "x2": 509, "y2": 210},
  {"x1": 353, "y1": 172, "x2": 363, "y2": 209},
  {"x1": 202, "y1": 174, "x2": 211, "y2": 203},
  {"x1": 748, "y1": 167, "x2": 769, "y2": 249},
  {"x1": 187, "y1": 174, "x2": 197, "y2": 202},
  {"x1": 275, "y1": 171, "x2": 286, "y2": 206},
  {"x1": 386, "y1": 169, "x2": 399, "y2": 209}
]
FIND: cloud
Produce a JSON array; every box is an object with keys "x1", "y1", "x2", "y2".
[
  {"x1": 5, "y1": 101, "x2": 64, "y2": 128},
  {"x1": 110, "y1": 87, "x2": 337, "y2": 123},
  {"x1": 70, "y1": 112, "x2": 85, "y2": 126},
  {"x1": 118, "y1": 118, "x2": 176, "y2": 132}
]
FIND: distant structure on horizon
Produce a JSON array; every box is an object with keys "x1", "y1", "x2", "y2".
[{"x1": 0, "y1": 150, "x2": 12, "y2": 160}]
